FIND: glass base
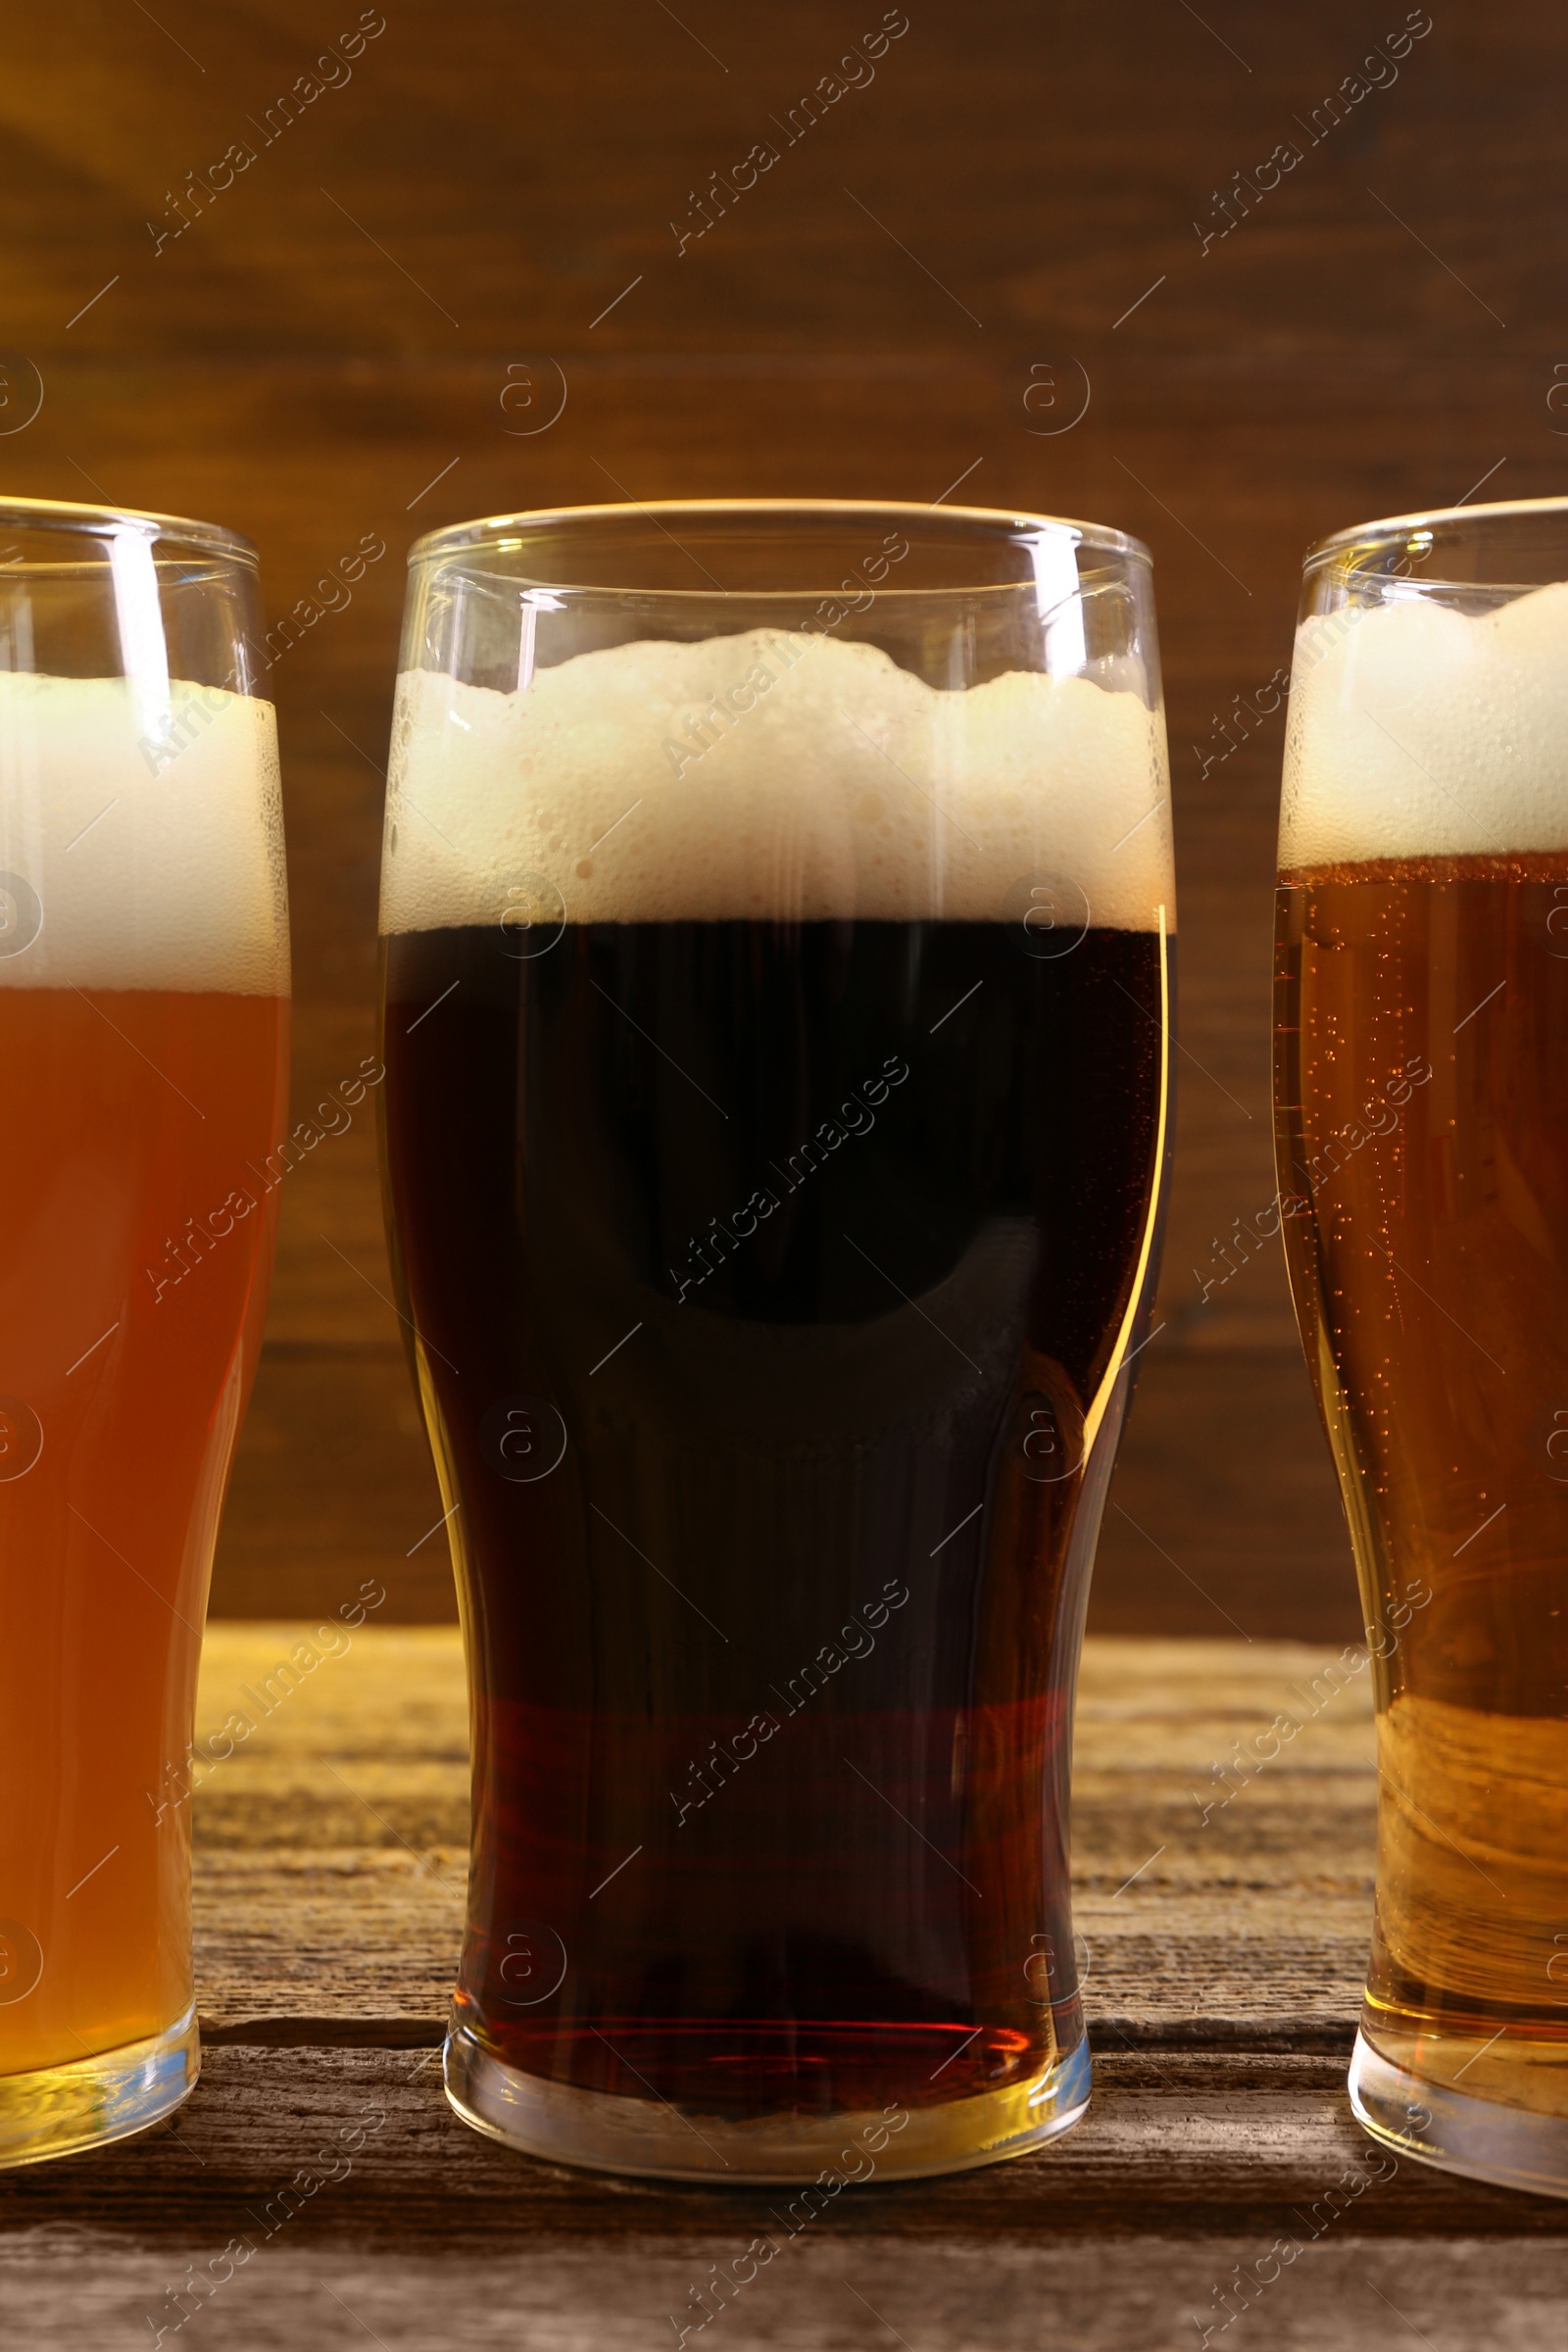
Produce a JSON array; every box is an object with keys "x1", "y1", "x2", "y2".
[
  {"x1": 0, "y1": 2006, "x2": 199, "y2": 2171},
  {"x1": 444, "y1": 2018, "x2": 1092, "y2": 2183},
  {"x1": 1349, "y1": 2027, "x2": 1568, "y2": 2200}
]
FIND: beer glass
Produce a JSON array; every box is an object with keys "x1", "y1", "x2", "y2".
[
  {"x1": 379, "y1": 500, "x2": 1174, "y2": 2180},
  {"x1": 1275, "y1": 498, "x2": 1568, "y2": 2196},
  {"x1": 0, "y1": 500, "x2": 289, "y2": 2165}
]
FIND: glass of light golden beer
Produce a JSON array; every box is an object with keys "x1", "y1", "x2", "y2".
[
  {"x1": 379, "y1": 500, "x2": 1174, "y2": 2180},
  {"x1": 1276, "y1": 498, "x2": 1568, "y2": 2196},
  {"x1": 0, "y1": 500, "x2": 289, "y2": 2165}
]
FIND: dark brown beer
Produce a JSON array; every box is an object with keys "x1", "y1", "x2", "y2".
[
  {"x1": 1276, "y1": 853, "x2": 1568, "y2": 2106},
  {"x1": 383, "y1": 912, "x2": 1169, "y2": 2122}
]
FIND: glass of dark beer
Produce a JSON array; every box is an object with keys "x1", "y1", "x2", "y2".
[
  {"x1": 1276, "y1": 498, "x2": 1568, "y2": 2197},
  {"x1": 379, "y1": 499, "x2": 1174, "y2": 2180},
  {"x1": 0, "y1": 500, "x2": 289, "y2": 2165}
]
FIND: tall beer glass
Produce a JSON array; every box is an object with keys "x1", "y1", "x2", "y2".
[
  {"x1": 1276, "y1": 499, "x2": 1568, "y2": 2197},
  {"x1": 379, "y1": 501, "x2": 1173, "y2": 2181},
  {"x1": 0, "y1": 500, "x2": 289, "y2": 2166}
]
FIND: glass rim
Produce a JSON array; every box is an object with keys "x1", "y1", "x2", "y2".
[
  {"x1": 1303, "y1": 494, "x2": 1568, "y2": 574},
  {"x1": 407, "y1": 496, "x2": 1152, "y2": 585},
  {"x1": 0, "y1": 494, "x2": 257, "y2": 566}
]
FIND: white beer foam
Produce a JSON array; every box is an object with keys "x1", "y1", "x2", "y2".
[
  {"x1": 1281, "y1": 578, "x2": 1568, "y2": 869},
  {"x1": 0, "y1": 672, "x2": 289, "y2": 992},
  {"x1": 380, "y1": 629, "x2": 1173, "y2": 931}
]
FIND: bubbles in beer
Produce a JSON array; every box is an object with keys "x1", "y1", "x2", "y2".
[{"x1": 380, "y1": 630, "x2": 1173, "y2": 935}]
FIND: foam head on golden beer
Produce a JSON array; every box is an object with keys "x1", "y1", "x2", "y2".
[
  {"x1": 1281, "y1": 576, "x2": 1568, "y2": 871},
  {"x1": 0, "y1": 670, "x2": 287, "y2": 988}
]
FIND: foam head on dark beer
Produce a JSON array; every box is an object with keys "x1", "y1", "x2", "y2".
[
  {"x1": 0, "y1": 674, "x2": 289, "y2": 990},
  {"x1": 380, "y1": 630, "x2": 1174, "y2": 932},
  {"x1": 1282, "y1": 580, "x2": 1568, "y2": 868}
]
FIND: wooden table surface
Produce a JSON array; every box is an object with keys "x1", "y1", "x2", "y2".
[{"x1": 3, "y1": 1627, "x2": 1563, "y2": 2348}]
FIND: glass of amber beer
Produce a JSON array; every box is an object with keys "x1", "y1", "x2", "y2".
[
  {"x1": 0, "y1": 501, "x2": 289, "y2": 2165},
  {"x1": 379, "y1": 501, "x2": 1173, "y2": 2180},
  {"x1": 1276, "y1": 498, "x2": 1568, "y2": 2196}
]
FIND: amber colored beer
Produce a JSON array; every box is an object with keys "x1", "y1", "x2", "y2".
[
  {"x1": 1275, "y1": 853, "x2": 1568, "y2": 2121},
  {"x1": 0, "y1": 986, "x2": 287, "y2": 2076}
]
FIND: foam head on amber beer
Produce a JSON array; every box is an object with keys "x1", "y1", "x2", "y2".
[
  {"x1": 0, "y1": 673, "x2": 289, "y2": 990},
  {"x1": 1281, "y1": 577, "x2": 1568, "y2": 870},
  {"x1": 379, "y1": 629, "x2": 1173, "y2": 933}
]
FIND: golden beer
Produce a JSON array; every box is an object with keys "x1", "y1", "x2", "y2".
[
  {"x1": 0, "y1": 519, "x2": 289, "y2": 2167},
  {"x1": 0, "y1": 986, "x2": 286, "y2": 2078},
  {"x1": 1276, "y1": 510, "x2": 1568, "y2": 2196}
]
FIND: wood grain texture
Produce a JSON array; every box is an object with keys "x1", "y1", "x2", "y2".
[
  {"x1": 2, "y1": 0, "x2": 1564, "y2": 1627},
  {"x1": 4, "y1": 1630, "x2": 1565, "y2": 2349},
  {"x1": 184, "y1": 1630, "x2": 1384, "y2": 2040}
]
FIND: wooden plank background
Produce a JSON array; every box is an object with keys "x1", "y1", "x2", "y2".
[
  {"x1": 3, "y1": 0, "x2": 1563, "y2": 1632},
  {"x1": 6, "y1": 1629, "x2": 1566, "y2": 2349}
]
